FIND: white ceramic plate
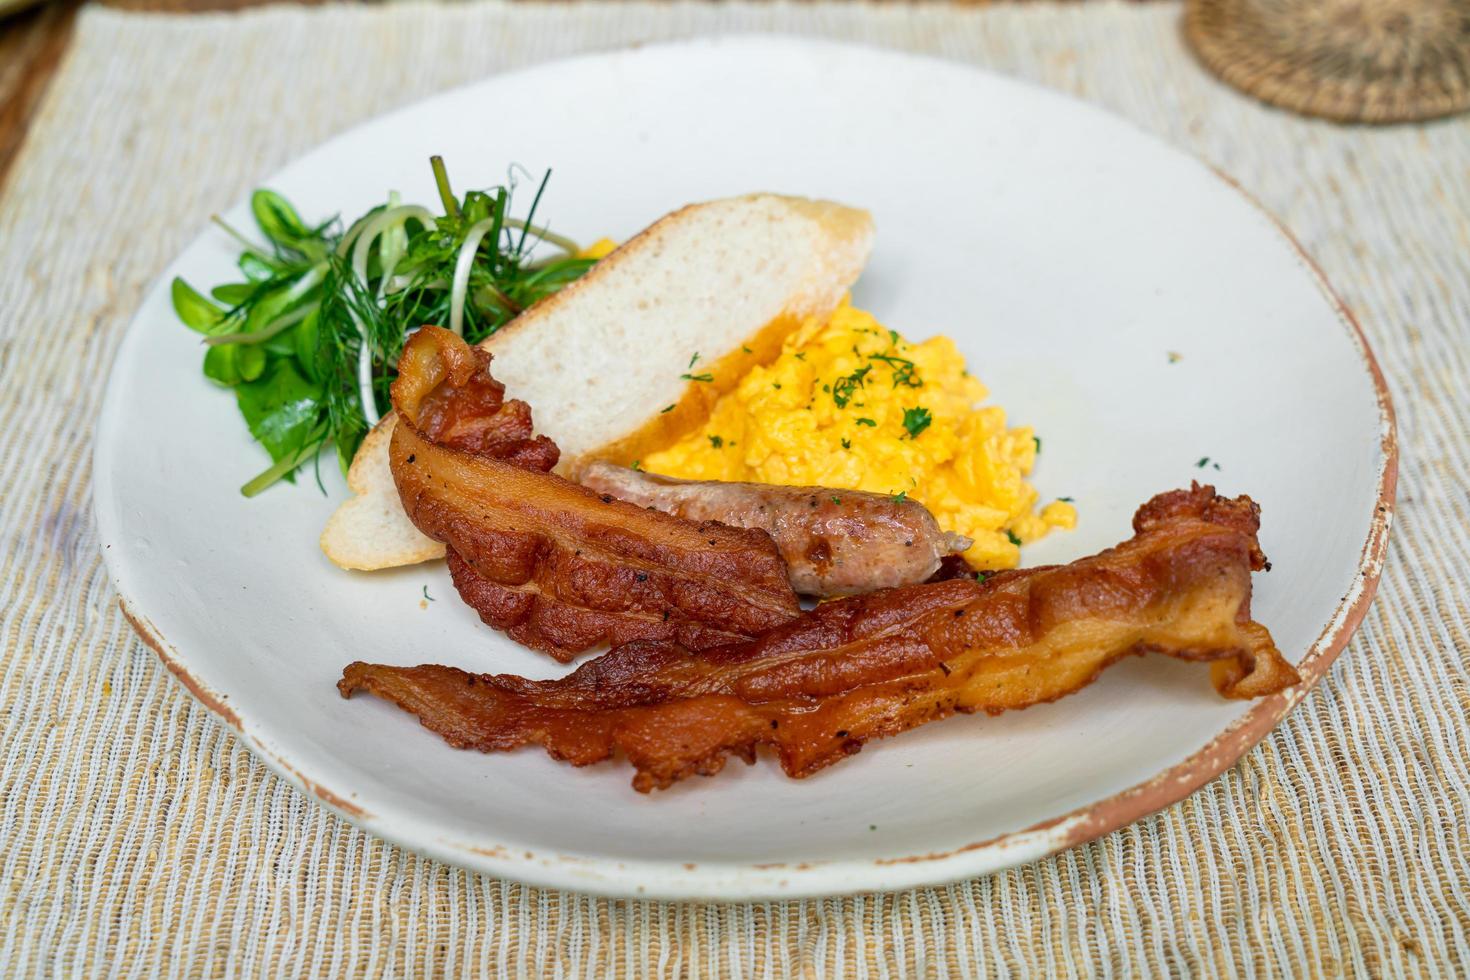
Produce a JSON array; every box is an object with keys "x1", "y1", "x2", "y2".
[{"x1": 96, "y1": 38, "x2": 1395, "y2": 899}]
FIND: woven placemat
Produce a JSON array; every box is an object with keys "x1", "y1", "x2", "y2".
[
  {"x1": 1185, "y1": 0, "x2": 1470, "y2": 123},
  {"x1": 1, "y1": 1, "x2": 1467, "y2": 975}
]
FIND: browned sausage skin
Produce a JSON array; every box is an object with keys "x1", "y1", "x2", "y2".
[{"x1": 578, "y1": 461, "x2": 972, "y2": 597}]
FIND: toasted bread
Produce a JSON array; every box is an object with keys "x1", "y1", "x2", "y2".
[{"x1": 320, "y1": 193, "x2": 874, "y2": 571}]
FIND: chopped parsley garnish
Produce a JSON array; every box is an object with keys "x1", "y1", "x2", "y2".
[
  {"x1": 1033, "y1": 435, "x2": 1042, "y2": 453},
  {"x1": 832, "y1": 365, "x2": 871, "y2": 408},
  {"x1": 856, "y1": 417, "x2": 877, "y2": 427},
  {"x1": 1006, "y1": 529, "x2": 1022, "y2": 547},
  {"x1": 892, "y1": 490, "x2": 908, "y2": 504},
  {"x1": 421, "y1": 585, "x2": 435, "y2": 602},
  {"x1": 868, "y1": 351, "x2": 922, "y2": 389},
  {"x1": 772, "y1": 382, "x2": 782, "y2": 390},
  {"x1": 840, "y1": 438, "x2": 851, "y2": 449},
  {"x1": 680, "y1": 372, "x2": 714, "y2": 383},
  {"x1": 631, "y1": 459, "x2": 642, "y2": 471},
  {"x1": 659, "y1": 404, "x2": 675, "y2": 414},
  {"x1": 888, "y1": 329, "x2": 899, "y2": 346},
  {"x1": 831, "y1": 496, "x2": 842, "y2": 505},
  {"x1": 974, "y1": 571, "x2": 989, "y2": 582},
  {"x1": 688, "y1": 352, "x2": 700, "y2": 369},
  {"x1": 902, "y1": 406, "x2": 933, "y2": 438},
  {"x1": 708, "y1": 435, "x2": 723, "y2": 449},
  {"x1": 741, "y1": 345, "x2": 753, "y2": 354},
  {"x1": 1059, "y1": 496, "x2": 1075, "y2": 503},
  {"x1": 1196, "y1": 456, "x2": 1210, "y2": 468},
  {"x1": 794, "y1": 352, "x2": 806, "y2": 360}
]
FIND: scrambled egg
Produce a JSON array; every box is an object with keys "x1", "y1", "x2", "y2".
[
  {"x1": 576, "y1": 238, "x2": 618, "y2": 260},
  {"x1": 643, "y1": 302, "x2": 1076, "y2": 569}
]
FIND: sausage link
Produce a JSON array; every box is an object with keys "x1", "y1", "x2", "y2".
[{"x1": 579, "y1": 461, "x2": 972, "y2": 597}]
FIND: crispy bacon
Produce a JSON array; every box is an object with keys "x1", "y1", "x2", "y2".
[
  {"x1": 389, "y1": 327, "x2": 800, "y2": 662},
  {"x1": 341, "y1": 484, "x2": 1300, "y2": 791}
]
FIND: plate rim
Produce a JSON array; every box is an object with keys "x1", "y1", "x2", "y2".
[{"x1": 94, "y1": 34, "x2": 1398, "y2": 899}]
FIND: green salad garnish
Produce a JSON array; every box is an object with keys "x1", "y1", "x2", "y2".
[{"x1": 172, "y1": 156, "x2": 598, "y2": 496}]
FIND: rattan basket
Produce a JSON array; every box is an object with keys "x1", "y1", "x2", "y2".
[{"x1": 1185, "y1": 0, "x2": 1470, "y2": 123}]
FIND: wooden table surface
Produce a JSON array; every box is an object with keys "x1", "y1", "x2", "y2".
[
  {"x1": 0, "y1": 0, "x2": 350, "y2": 192},
  {"x1": 1, "y1": 0, "x2": 81, "y2": 192}
]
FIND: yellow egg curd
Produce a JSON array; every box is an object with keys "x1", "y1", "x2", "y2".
[{"x1": 642, "y1": 302, "x2": 1075, "y2": 570}]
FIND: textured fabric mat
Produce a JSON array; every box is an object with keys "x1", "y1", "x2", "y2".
[{"x1": 1, "y1": 1, "x2": 1467, "y2": 975}]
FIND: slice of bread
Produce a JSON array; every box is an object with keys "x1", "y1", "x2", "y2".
[{"x1": 320, "y1": 193, "x2": 875, "y2": 571}]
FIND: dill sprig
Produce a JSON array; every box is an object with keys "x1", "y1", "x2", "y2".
[{"x1": 171, "y1": 157, "x2": 599, "y2": 496}]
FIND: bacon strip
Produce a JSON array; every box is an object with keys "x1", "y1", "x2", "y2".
[
  {"x1": 341, "y1": 484, "x2": 1300, "y2": 791},
  {"x1": 389, "y1": 327, "x2": 800, "y2": 662}
]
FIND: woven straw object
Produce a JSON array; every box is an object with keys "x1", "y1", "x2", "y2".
[
  {"x1": 1, "y1": 2, "x2": 1468, "y2": 974},
  {"x1": 1185, "y1": 0, "x2": 1470, "y2": 123}
]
